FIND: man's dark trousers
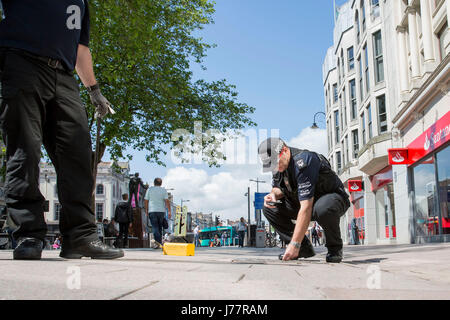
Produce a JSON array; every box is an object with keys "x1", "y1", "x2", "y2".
[
  {"x1": 0, "y1": 49, "x2": 97, "y2": 245},
  {"x1": 263, "y1": 193, "x2": 348, "y2": 252},
  {"x1": 149, "y1": 212, "x2": 164, "y2": 244},
  {"x1": 118, "y1": 223, "x2": 130, "y2": 247}
]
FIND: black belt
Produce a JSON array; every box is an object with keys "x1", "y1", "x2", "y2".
[{"x1": 3, "y1": 48, "x2": 67, "y2": 71}]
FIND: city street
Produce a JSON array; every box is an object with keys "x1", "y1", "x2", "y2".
[{"x1": 1, "y1": 243, "x2": 450, "y2": 300}]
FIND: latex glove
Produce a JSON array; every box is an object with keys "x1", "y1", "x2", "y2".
[{"x1": 88, "y1": 85, "x2": 115, "y2": 118}]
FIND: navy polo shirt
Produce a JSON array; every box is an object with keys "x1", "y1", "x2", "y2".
[
  {"x1": 0, "y1": 0, "x2": 90, "y2": 71},
  {"x1": 272, "y1": 150, "x2": 322, "y2": 202}
]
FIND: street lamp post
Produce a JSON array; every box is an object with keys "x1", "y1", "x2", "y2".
[
  {"x1": 180, "y1": 199, "x2": 190, "y2": 208},
  {"x1": 244, "y1": 187, "x2": 251, "y2": 246},
  {"x1": 250, "y1": 178, "x2": 266, "y2": 228},
  {"x1": 311, "y1": 111, "x2": 326, "y2": 129}
]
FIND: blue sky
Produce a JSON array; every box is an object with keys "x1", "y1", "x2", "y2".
[{"x1": 105, "y1": 0, "x2": 348, "y2": 217}]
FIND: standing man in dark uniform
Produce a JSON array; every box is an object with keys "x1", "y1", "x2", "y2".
[
  {"x1": 258, "y1": 138, "x2": 350, "y2": 263},
  {"x1": 0, "y1": 0, "x2": 123, "y2": 259}
]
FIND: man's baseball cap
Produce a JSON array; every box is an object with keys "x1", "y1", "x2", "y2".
[{"x1": 258, "y1": 138, "x2": 286, "y2": 174}]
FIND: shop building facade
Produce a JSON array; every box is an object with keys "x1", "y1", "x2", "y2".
[{"x1": 323, "y1": 0, "x2": 449, "y2": 245}]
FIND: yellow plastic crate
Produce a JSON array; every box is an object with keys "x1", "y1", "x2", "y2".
[{"x1": 163, "y1": 243, "x2": 195, "y2": 256}]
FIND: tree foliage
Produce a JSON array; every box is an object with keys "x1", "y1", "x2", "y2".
[{"x1": 84, "y1": 0, "x2": 256, "y2": 168}]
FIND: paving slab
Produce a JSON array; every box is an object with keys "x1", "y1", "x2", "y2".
[{"x1": 1, "y1": 243, "x2": 450, "y2": 300}]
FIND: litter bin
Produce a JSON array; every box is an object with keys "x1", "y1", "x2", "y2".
[{"x1": 255, "y1": 228, "x2": 266, "y2": 248}]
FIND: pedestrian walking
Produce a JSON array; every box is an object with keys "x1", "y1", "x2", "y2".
[
  {"x1": 311, "y1": 222, "x2": 320, "y2": 247},
  {"x1": 259, "y1": 138, "x2": 350, "y2": 263},
  {"x1": 193, "y1": 225, "x2": 200, "y2": 247},
  {"x1": 237, "y1": 218, "x2": 247, "y2": 248},
  {"x1": 144, "y1": 178, "x2": 171, "y2": 249},
  {"x1": 114, "y1": 194, "x2": 133, "y2": 248},
  {"x1": 351, "y1": 218, "x2": 360, "y2": 245}
]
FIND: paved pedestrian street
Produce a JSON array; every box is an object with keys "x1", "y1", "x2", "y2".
[{"x1": 1, "y1": 243, "x2": 450, "y2": 300}]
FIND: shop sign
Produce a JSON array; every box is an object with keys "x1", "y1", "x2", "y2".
[
  {"x1": 388, "y1": 148, "x2": 409, "y2": 165},
  {"x1": 408, "y1": 111, "x2": 450, "y2": 163},
  {"x1": 348, "y1": 180, "x2": 363, "y2": 192},
  {"x1": 370, "y1": 166, "x2": 393, "y2": 192}
]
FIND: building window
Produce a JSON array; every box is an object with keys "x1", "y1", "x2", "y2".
[
  {"x1": 341, "y1": 49, "x2": 345, "y2": 78},
  {"x1": 377, "y1": 95, "x2": 387, "y2": 133},
  {"x1": 343, "y1": 87, "x2": 347, "y2": 127},
  {"x1": 96, "y1": 203, "x2": 104, "y2": 222},
  {"x1": 338, "y1": 58, "x2": 341, "y2": 85},
  {"x1": 333, "y1": 83, "x2": 338, "y2": 103},
  {"x1": 54, "y1": 203, "x2": 61, "y2": 221},
  {"x1": 336, "y1": 151, "x2": 342, "y2": 172},
  {"x1": 364, "y1": 44, "x2": 370, "y2": 93},
  {"x1": 358, "y1": 56, "x2": 364, "y2": 101},
  {"x1": 352, "y1": 129, "x2": 359, "y2": 159},
  {"x1": 54, "y1": 185, "x2": 58, "y2": 198},
  {"x1": 371, "y1": 0, "x2": 380, "y2": 18},
  {"x1": 437, "y1": 22, "x2": 448, "y2": 62},
  {"x1": 348, "y1": 47, "x2": 354, "y2": 71},
  {"x1": 373, "y1": 30, "x2": 384, "y2": 83},
  {"x1": 345, "y1": 135, "x2": 349, "y2": 166},
  {"x1": 350, "y1": 79, "x2": 357, "y2": 119},
  {"x1": 96, "y1": 184, "x2": 104, "y2": 195},
  {"x1": 334, "y1": 110, "x2": 340, "y2": 143},
  {"x1": 361, "y1": 0, "x2": 366, "y2": 33},
  {"x1": 367, "y1": 104, "x2": 373, "y2": 139},
  {"x1": 361, "y1": 112, "x2": 366, "y2": 145},
  {"x1": 356, "y1": 11, "x2": 360, "y2": 44}
]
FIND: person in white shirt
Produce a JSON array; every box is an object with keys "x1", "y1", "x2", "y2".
[
  {"x1": 144, "y1": 178, "x2": 171, "y2": 248},
  {"x1": 193, "y1": 225, "x2": 200, "y2": 247},
  {"x1": 237, "y1": 217, "x2": 247, "y2": 248}
]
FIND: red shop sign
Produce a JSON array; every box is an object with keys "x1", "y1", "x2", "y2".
[
  {"x1": 407, "y1": 111, "x2": 450, "y2": 163},
  {"x1": 388, "y1": 148, "x2": 409, "y2": 165},
  {"x1": 348, "y1": 180, "x2": 363, "y2": 192},
  {"x1": 370, "y1": 166, "x2": 393, "y2": 192}
]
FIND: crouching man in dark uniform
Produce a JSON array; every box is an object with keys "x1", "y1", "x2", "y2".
[
  {"x1": 0, "y1": 0, "x2": 123, "y2": 259},
  {"x1": 258, "y1": 138, "x2": 350, "y2": 263}
]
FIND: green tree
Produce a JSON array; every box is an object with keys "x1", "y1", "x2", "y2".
[
  {"x1": 84, "y1": 1, "x2": 255, "y2": 210},
  {"x1": 85, "y1": 0, "x2": 255, "y2": 168}
]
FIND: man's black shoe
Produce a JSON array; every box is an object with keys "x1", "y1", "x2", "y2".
[
  {"x1": 13, "y1": 237, "x2": 43, "y2": 260},
  {"x1": 326, "y1": 249, "x2": 343, "y2": 263},
  {"x1": 60, "y1": 240, "x2": 124, "y2": 259},
  {"x1": 60, "y1": 239, "x2": 83, "y2": 259},
  {"x1": 299, "y1": 237, "x2": 316, "y2": 259}
]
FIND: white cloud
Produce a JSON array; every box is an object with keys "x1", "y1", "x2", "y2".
[
  {"x1": 161, "y1": 127, "x2": 328, "y2": 223},
  {"x1": 287, "y1": 127, "x2": 328, "y2": 156}
]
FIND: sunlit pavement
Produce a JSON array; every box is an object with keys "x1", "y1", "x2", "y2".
[{"x1": 1, "y1": 242, "x2": 450, "y2": 300}]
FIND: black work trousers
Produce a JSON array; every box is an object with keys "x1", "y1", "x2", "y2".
[
  {"x1": 117, "y1": 223, "x2": 130, "y2": 247},
  {"x1": 0, "y1": 49, "x2": 97, "y2": 245},
  {"x1": 263, "y1": 193, "x2": 348, "y2": 251}
]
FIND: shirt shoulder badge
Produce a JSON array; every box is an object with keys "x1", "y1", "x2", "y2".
[{"x1": 296, "y1": 159, "x2": 306, "y2": 169}]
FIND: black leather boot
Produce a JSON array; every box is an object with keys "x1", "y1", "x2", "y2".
[
  {"x1": 60, "y1": 239, "x2": 124, "y2": 259},
  {"x1": 13, "y1": 237, "x2": 43, "y2": 260},
  {"x1": 326, "y1": 248, "x2": 343, "y2": 263}
]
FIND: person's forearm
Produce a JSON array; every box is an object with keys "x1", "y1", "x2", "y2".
[
  {"x1": 291, "y1": 205, "x2": 313, "y2": 243},
  {"x1": 75, "y1": 44, "x2": 97, "y2": 87}
]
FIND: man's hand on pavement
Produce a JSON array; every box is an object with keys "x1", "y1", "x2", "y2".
[{"x1": 282, "y1": 243, "x2": 300, "y2": 261}]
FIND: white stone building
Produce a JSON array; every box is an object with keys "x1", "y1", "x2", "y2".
[
  {"x1": 40, "y1": 162, "x2": 130, "y2": 224},
  {"x1": 323, "y1": 0, "x2": 449, "y2": 245}
]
